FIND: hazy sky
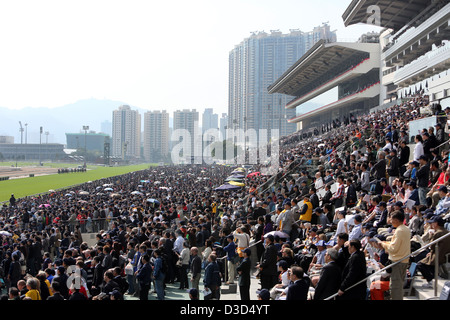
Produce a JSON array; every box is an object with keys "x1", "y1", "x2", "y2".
[{"x1": 0, "y1": 0, "x2": 381, "y2": 115}]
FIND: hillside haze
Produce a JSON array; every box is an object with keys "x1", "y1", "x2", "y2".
[{"x1": 0, "y1": 99, "x2": 150, "y2": 144}]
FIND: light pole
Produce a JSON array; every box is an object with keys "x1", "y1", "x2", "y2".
[
  {"x1": 83, "y1": 125, "x2": 89, "y2": 168},
  {"x1": 25, "y1": 123, "x2": 28, "y2": 144},
  {"x1": 45, "y1": 131, "x2": 49, "y2": 144},
  {"x1": 39, "y1": 126, "x2": 43, "y2": 165}
]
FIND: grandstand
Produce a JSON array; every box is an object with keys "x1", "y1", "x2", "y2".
[
  {"x1": 268, "y1": 38, "x2": 381, "y2": 132},
  {"x1": 343, "y1": 0, "x2": 450, "y2": 109}
]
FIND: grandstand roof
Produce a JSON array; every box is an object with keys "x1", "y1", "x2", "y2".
[
  {"x1": 288, "y1": 82, "x2": 380, "y2": 123},
  {"x1": 268, "y1": 40, "x2": 376, "y2": 97},
  {"x1": 342, "y1": 0, "x2": 432, "y2": 31}
]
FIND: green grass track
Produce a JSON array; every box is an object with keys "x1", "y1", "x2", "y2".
[{"x1": 0, "y1": 164, "x2": 156, "y2": 202}]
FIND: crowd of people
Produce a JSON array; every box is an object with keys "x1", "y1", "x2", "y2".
[{"x1": 1, "y1": 93, "x2": 450, "y2": 301}]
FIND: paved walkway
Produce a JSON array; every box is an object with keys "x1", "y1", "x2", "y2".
[{"x1": 124, "y1": 272, "x2": 262, "y2": 301}]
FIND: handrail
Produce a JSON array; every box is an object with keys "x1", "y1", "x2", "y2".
[{"x1": 323, "y1": 229, "x2": 450, "y2": 300}]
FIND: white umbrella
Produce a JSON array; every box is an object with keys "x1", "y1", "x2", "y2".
[
  {"x1": 154, "y1": 181, "x2": 161, "y2": 184},
  {"x1": 131, "y1": 191, "x2": 143, "y2": 195},
  {"x1": 79, "y1": 191, "x2": 89, "y2": 195},
  {"x1": 104, "y1": 188, "x2": 113, "y2": 191},
  {"x1": 263, "y1": 231, "x2": 290, "y2": 239},
  {"x1": 103, "y1": 183, "x2": 113, "y2": 187},
  {"x1": 0, "y1": 230, "x2": 12, "y2": 236}
]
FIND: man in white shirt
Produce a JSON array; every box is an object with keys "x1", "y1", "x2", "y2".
[
  {"x1": 173, "y1": 229, "x2": 185, "y2": 254},
  {"x1": 413, "y1": 135, "x2": 424, "y2": 161}
]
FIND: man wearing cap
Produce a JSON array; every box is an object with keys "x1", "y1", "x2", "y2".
[
  {"x1": 434, "y1": 186, "x2": 450, "y2": 216},
  {"x1": 373, "y1": 201, "x2": 388, "y2": 229},
  {"x1": 236, "y1": 247, "x2": 251, "y2": 300},
  {"x1": 257, "y1": 288, "x2": 270, "y2": 300},
  {"x1": 380, "y1": 210, "x2": 411, "y2": 300},
  {"x1": 417, "y1": 215, "x2": 450, "y2": 288},
  {"x1": 308, "y1": 240, "x2": 327, "y2": 275},
  {"x1": 416, "y1": 155, "x2": 430, "y2": 206}
]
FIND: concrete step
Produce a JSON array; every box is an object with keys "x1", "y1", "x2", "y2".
[{"x1": 410, "y1": 277, "x2": 448, "y2": 300}]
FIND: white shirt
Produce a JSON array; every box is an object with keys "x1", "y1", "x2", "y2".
[
  {"x1": 174, "y1": 235, "x2": 184, "y2": 253},
  {"x1": 335, "y1": 218, "x2": 347, "y2": 236},
  {"x1": 414, "y1": 142, "x2": 424, "y2": 161}
]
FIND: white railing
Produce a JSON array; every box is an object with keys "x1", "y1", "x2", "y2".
[
  {"x1": 383, "y1": 3, "x2": 450, "y2": 61},
  {"x1": 394, "y1": 42, "x2": 450, "y2": 85}
]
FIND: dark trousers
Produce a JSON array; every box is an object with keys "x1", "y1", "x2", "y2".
[
  {"x1": 239, "y1": 285, "x2": 250, "y2": 300},
  {"x1": 204, "y1": 285, "x2": 220, "y2": 300},
  {"x1": 139, "y1": 283, "x2": 150, "y2": 300},
  {"x1": 260, "y1": 274, "x2": 277, "y2": 290},
  {"x1": 417, "y1": 263, "x2": 434, "y2": 282},
  {"x1": 179, "y1": 264, "x2": 189, "y2": 289}
]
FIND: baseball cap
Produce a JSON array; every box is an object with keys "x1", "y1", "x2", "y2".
[
  {"x1": 438, "y1": 186, "x2": 448, "y2": 193},
  {"x1": 316, "y1": 240, "x2": 326, "y2": 247},
  {"x1": 429, "y1": 215, "x2": 445, "y2": 226},
  {"x1": 257, "y1": 289, "x2": 270, "y2": 300},
  {"x1": 188, "y1": 288, "x2": 199, "y2": 298}
]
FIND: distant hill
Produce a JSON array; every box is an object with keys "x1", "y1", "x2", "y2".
[{"x1": 0, "y1": 99, "x2": 151, "y2": 144}]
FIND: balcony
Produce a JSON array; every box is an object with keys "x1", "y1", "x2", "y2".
[
  {"x1": 394, "y1": 41, "x2": 450, "y2": 87},
  {"x1": 383, "y1": 3, "x2": 450, "y2": 67}
]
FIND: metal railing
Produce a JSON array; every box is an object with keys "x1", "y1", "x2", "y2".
[{"x1": 324, "y1": 230, "x2": 450, "y2": 300}]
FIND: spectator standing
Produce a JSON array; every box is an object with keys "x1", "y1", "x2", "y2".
[
  {"x1": 314, "y1": 247, "x2": 342, "y2": 300},
  {"x1": 236, "y1": 248, "x2": 252, "y2": 300},
  {"x1": 338, "y1": 240, "x2": 367, "y2": 300},
  {"x1": 258, "y1": 234, "x2": 278, "y2": 290},
  {"x1": 380, "y1": 210, "x2": 411, "y2": 300},
  {"x1": 203, "y1": 254, "x2": 221, "y2": 300},
  {"x1": 190, "y1": 247, "x2": 202, "y2": 291}
]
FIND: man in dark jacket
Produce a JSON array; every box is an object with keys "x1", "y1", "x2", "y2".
[
  {"x1": 387, "y1": 149, "x2": 400, "y2": 184},
  {"x1": 416, "y1": 155, "x2": 430, "y2": 206},
  {"x1": 398, "y1": 140, "x2": 410, "y2": 176},
  {"x1": 203, "y1": 254, "x2": 221, "y2": 300},
  {"x1": 258, "y1": 234, "x2": 278, "y2": 290},
  {"x1": 90, "y1": 256, "x2": 104, "y2": 296},
  {"x1": 337, "y1": 240, "x2": 367, "y2": 300},
  {"x1": 236, "y1": 248, "x2": 252, "y2": 300},
  {"x1": 285, "y1": 266, "x2": 310, "y2": 300},
  {"x1": 371, "y1": 152, "x2": 387, "y2": 181},
  {"x1": 190, "y1": 247, "x2": 202, "y2": 291},
  {"x1": 314, "y1": 248, "x2": 342, "y2": 300},
  {"x1": 135, "y1": 254, "x2": 152, "y2": 300}
]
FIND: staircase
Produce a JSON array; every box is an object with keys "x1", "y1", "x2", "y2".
[{"x1": 405, "y1": 277, "x2": 449, "y2": 300}]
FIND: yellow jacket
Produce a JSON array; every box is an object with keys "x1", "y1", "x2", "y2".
[{"x1": 300, "y1": 200, "x2": 313, "y2": 222}]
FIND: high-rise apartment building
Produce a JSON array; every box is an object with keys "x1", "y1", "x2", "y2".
[
  {"x1": 202, "y1": 108, "x2": 219, "y2": 133},
  {"x1": 172, "y1": 109, "x2": 199, "y2": 163},
  {"x1": 143, "y1": 110, "x2": 170, "y2": 163},
  {"x1": 112, "y1": 105, "x2": 141, "y2": 160},
  {"x1": 228, "y1": 24, "x2": 337, "y2": 145}
]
